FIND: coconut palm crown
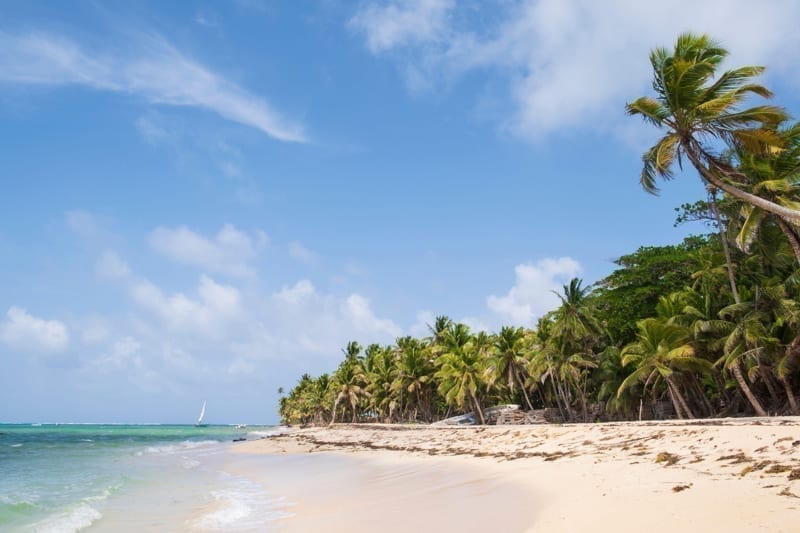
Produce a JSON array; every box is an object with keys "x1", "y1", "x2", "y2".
[{"x1": 627, "y1": 33, "x2": 800, "y2": 223}]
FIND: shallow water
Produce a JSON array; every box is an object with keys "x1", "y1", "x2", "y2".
[{"x1": 0, "y1": 424, "x2": 289, "y2": 531}]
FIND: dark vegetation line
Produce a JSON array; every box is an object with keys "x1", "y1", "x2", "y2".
[{"x1": 279, "y1": 33, "x2": 800, "y2": 425}]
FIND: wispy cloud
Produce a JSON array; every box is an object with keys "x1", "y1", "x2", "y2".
[
  {"x1": 287, "y1": 241, "x2": 317, "y2": 265},
  {"x1": 0, "y1": 31, "x2": 306, "y2": 142},
  {"x1": 349, "y1": 0, "x2": 800, "y2": 141},
  {"x1": 348, "y1": 0, "x2": 454, "y2": 54},
  {"x1": 148, "y1": 224, "x2": 269, "y2": 278},
  {"x1": 95, "y1": 250, "x2": 131, "y2": 281}
]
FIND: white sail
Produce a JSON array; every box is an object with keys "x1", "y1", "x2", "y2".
[{"x1": 196, "y1": 401, "x2": 206, "y2": 426}]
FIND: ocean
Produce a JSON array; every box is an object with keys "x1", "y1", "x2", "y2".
[{"x1": 0, "y1": 424, "x2": 291, "y2": 531}]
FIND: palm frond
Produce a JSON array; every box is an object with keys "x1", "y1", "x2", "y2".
[
  {"x1": 736, "y1": 206, "x2": 765, "y2": 253},
  {"x1": 701, "y1": 66, "x2": 766, "y2": 102},
  {"x1": 626, "y1": 97, "x2": 670, "y2": 126}
]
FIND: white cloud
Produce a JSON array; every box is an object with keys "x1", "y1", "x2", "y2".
[
  {"x1": 130, "y1": 275, "x2": 242, "y2": 337},
  {"x1": 95, "y1": 250, "x2": 131, "y2": 280},
  {"x1": 342, "y1": 294, "x2": 402, "y2": 338},
  {"x1": 135, "y1": 114, "x2": 174, "y2": 146},
  {"x1": 349, "y1": 0, "x2": 454, "y2": 54},
  {"x1": 161, "y1": 343, "x2": 201, "y2": 372},
  {"x1": 459, "y1": 316, "x2": 489, "y2": 334},
  {"x1": 0, "y1": 306, "x2": 69, "y2": 352},
  {"x1": 93, "y1": 336, "x2": 142, "y2": 371},
  {"x1": 273, "y1": 279, "x2": 316, "y2": 306},
  {"x1": 287, "y1": 241, "x2": 316, "y2": 265},
  {"x1": 487, "y1": 257, "x2": 581, "y2": 326},
  {"x1": 87, "y1": 336, "x2": 172, "y2": 392},
  {"x1": 350, "y1": 0, "x2": 800, "y2": 140},
  {"x1": 0, "y1": 31, "x2": 306, "y2": 142},
  {"x1": 148, "y1": 224, "x2": 266, "y2": 278},
  {"x1": 408, "y1": 309, "x2": 435, "y2": 337}
]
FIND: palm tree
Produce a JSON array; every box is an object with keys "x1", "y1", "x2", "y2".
[
  {"x1": 435, "y1": 324, "x2": 488, "y2": 424},
  {"x1": 330, "y1": 353, "x2": 367, "y2": 424},
  {"x1": 428, "y1": 315, "x2": 453, "y2": 345},
  {"x1": 526, "y1": 318, "x2": 574, "y2": 421},
  {"x1": 627, "y1": 33, "x2": 798, "y2": 223},
  {"x1": 618, "y1": 318, "x2": 713, "y2": 419},
  {"x1": 550, "y1": 278, "x2": 603, "y2": 349},
  {"x1": 734, "y1": 123, "x2": 800, "y2": 264},
  {"x1": 309, "y1": 374, "x2": 332, "y2": 425},
  {"x1": 393, "y1": 336, "x2": 434, "y2": 422},
  {"x1": 364, "y1": 344, "x2": 397, "y2": 422},
  {"x1": 486, "y1": 326, "x2": 534, "y2": 409},
  {"x1": 548, "y1": 278, "x2": 603, "y2": 420}
]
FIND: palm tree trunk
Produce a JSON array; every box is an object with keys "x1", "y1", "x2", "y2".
[
  {"x1": 329, "y1": 398, "x2": 339, "y2": 426},
  {"x1": 514, "y1": 372, "x2": 535, "y2": 410},
  {"x1": 757, "y1": 362, "x2": 780, "y2": 407},
  {"x1": 775, "y1": 218, "x2": 800, "y2": 265},
  {"x1": 665, "y1": 383, "x2": 685, "y2": 419},
  {"x1": 470, "y1": 390, "x2": 486, "y2": 425},
  {"x1": 689, "y1": 373, "x2": 714, "y2": 417},
  {"x1": 556, "y1": 378, "x2": 573, "y2": 422},
  {"x1": 714, "y1": 370, "x2": 732, "y2": 408},
  {"x1": 782, "y1": 378, "x2": 799, "y2": 415},
  {"x1": 731, "y1": 362, "x2": 768, "y2": 416},
  {"x1": 549, "y1": 378, "x2": 566, "y2": 420},
  {"x1": 666, "y1": 377, "x2": 695, "y2": 419},
  {"x1": 782, "y1": 337, "x2": 800, "y2": 415},
  {"x1": 708, "y1": 190, "x2": 741, "y2": 303},
  {"x1": 689, "y1": 147, "x2": 800, "y2": 224}
]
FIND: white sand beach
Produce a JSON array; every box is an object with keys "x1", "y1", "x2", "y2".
[{"x1": 232, "y1": 418, "x2": 800, "y2": 532}]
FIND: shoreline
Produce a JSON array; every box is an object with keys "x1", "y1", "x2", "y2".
[{"x1": 233, "y1": 418, "x2": 800, "y2": 532}]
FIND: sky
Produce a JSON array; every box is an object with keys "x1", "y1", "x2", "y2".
[{"x1": 2, "y1": 0, "x2": 800, "y2": 424}]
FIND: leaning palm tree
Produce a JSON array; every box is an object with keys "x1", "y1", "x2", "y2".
[
  {"x1": 734, "y1": 123, "x2": 800, "y2": 263},
  {"x1": 627, "y1": 33, "x2": 799, "y2": 223},
  {"x1": 618, "y1": 318, "x2": 713, "y2": 419}
]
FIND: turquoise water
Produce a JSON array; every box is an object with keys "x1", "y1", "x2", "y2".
[{"x1": 0, "y1": 424, "x2": 288, "y2": 531}]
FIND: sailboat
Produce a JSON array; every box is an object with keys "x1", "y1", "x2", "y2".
[{"x1": 195, "y1": 401, "x2": 207, "y2": 427}]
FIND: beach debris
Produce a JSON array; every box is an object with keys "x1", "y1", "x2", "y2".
[
  {"x1": 655, "y1": 452, "x2": 680, "y2": 466},
  {"x1": 716, "y1": 452, "x2": 751, "y2": 464},
  {"x1": 672, "y1": 484, "x2": 692, "y2": 492},
  {"x1": 765, "y1": 464, "x2": 792, "y2": 474},
  {"x1": 740, "y1": 461, "x2": 771, "y2": 476}
]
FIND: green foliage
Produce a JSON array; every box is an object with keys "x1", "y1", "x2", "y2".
[
  {"x1": 278, "y1": 33, "x2": 800, "y2": 425},
  {"x1": 594, "y1": 236, "x2": 708, "y2": 344}
]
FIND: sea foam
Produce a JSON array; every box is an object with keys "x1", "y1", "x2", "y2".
[
  {"x1": 138, "y1": 440, "x2": 221, "y2": 456},
  {"x1": 247, "y1": 426, "x2": 290, "y2": 439},
  {"x1": 28, "y1": 503, "x2": 102, "y2": 533},
  {"x1": 189, "y1": 477, "x2": 292, "y2": 531}
]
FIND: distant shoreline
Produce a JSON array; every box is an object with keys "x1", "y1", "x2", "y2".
[{"x1": 234, "y1": 418, "x2": 800, "y2": 532}]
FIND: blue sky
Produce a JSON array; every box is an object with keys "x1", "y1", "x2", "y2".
[{"x1": 2, "y1": 0, "x2": 800, "y2": 424}]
